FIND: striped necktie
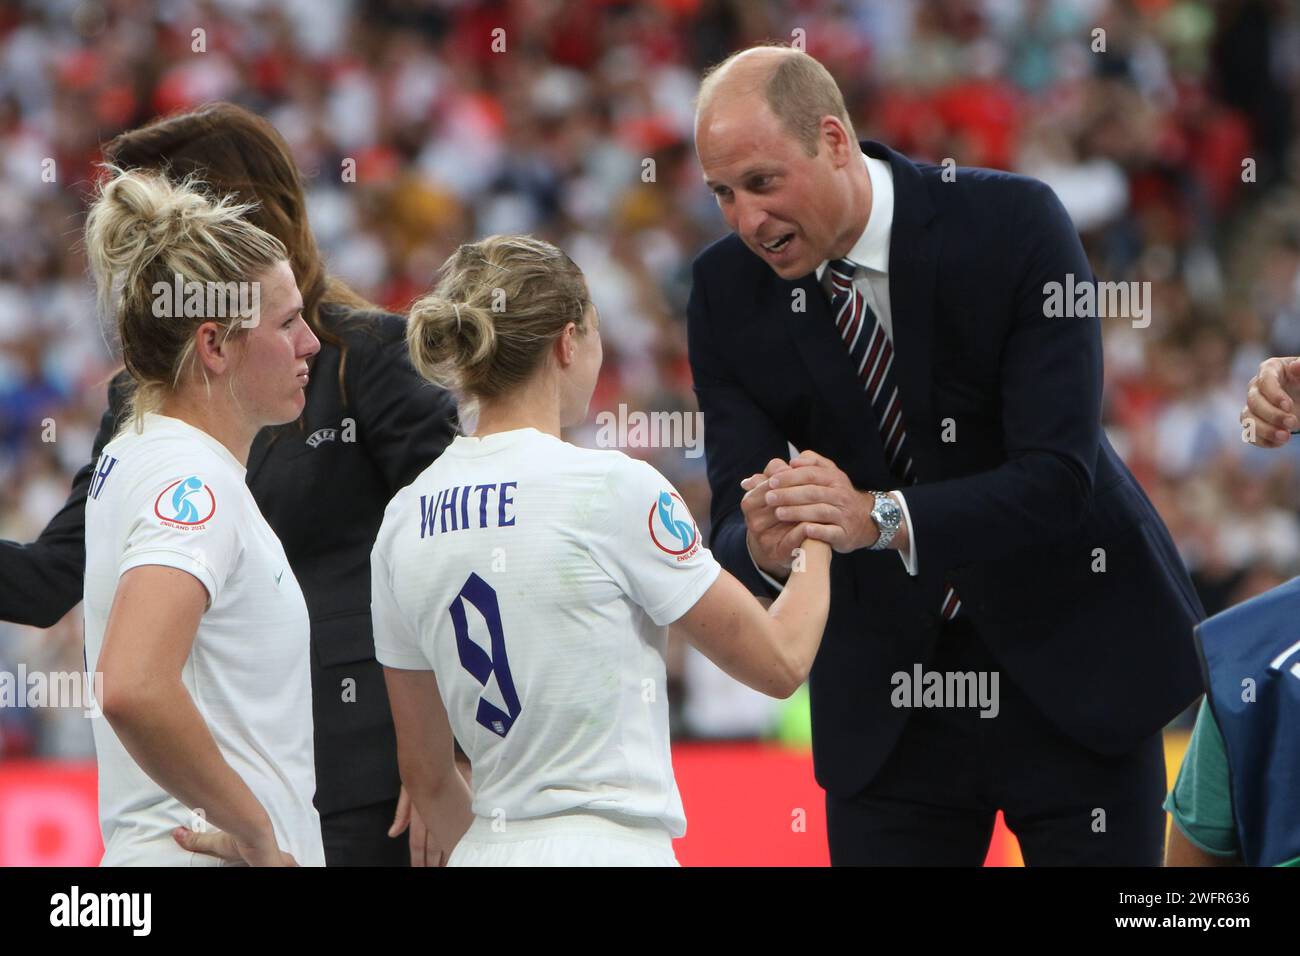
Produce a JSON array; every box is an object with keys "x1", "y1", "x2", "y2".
[{"x1": 828, "y1": 258, "x2": 961, "y2": 620}]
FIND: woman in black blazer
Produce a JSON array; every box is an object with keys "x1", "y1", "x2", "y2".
[{"x1": 0, "y1": 103, "x2": 458, "y2": 866}]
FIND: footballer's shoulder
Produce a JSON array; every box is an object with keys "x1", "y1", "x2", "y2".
[
  {"x1": 552, "y1": 441, "x2": 662, "y2": 498},
  {"x1": 584, "y1": 445, "x2": 670, "y2": 490},
  {"x1": 560, "y1": 437, "x2": 629, "y2": 473},
  {"x1": 96, "y1": 424, "x2": 241, "y2": 515},
  {"x1": 105, "y1": 420, "x2": 217, "y2": 466}
]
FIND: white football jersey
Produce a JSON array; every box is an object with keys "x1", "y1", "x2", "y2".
[
  {"x1": 83, "y1": 411, "x2": 324, "y2": 866},
  {"x1": 371, "y1": 427, "x2": 721, "y2": 838}
]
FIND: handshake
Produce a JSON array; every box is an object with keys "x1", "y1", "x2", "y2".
[
  {"x1": 1242, "y1": 356, "x2": 1300, "y2": 447},
  {"x1": 739, "y1": 450, "x2": 906, "y2": 581}
]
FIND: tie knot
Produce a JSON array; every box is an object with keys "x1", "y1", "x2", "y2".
[{"x1": 828, "y1": 258, "x2": 856, "y2": 292}]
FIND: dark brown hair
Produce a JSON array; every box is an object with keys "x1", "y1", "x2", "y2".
[{"x1": 101, "y1": 101, "x2": 374, "y2": 408}]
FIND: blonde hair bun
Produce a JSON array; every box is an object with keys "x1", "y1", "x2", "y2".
[{"x1": 407, "y1": 234, "x2": 590, "y2": 402}]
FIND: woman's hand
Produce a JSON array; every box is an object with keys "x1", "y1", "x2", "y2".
[
  {"x1": 389, "y1": 785, "x2": 445, "y2": 867},
  {"x1": 173, "y1": 826, "x2": 298, "y2": 866}
]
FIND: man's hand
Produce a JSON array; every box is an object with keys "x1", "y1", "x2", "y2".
[
  {"x1": 740, "y1": 458, "x2": 808, "y2": 580},
  {"x1": 389, "y1": 785, "x2": 444, "y2": 867},
  {"x1": 765, "y1": 451, "x2": 880, "y2": 553},
  {"x1": 1243, "y1": 356, "x2": 1300, "y2": 447},
  {"x1": 172, "y1": 826, "x2": 298, "y2": 866}
]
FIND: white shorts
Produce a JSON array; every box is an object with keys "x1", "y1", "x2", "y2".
[{"x1": 448, "y1": 811, "x2": 679, "y2": 867}]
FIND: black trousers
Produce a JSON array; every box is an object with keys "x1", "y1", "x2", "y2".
[
  {"x1": 321, "y1": 796, "x2": 410, "y2": 867},
  {"x1": 826, "y1": 617, "x2": 1168, "y2": 866}
]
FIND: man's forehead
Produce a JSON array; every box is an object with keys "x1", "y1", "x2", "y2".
[
  {"x1": 697, "y1": 91, "x2": 772, "y2": 139},
  {"x1": 696, "y1": 101, "x2": 789, "y2": 176}
]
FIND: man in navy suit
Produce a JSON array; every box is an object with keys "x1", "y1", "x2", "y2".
[{"x1": 687, "y1": 45, "x2": 1204, "y2": 865}]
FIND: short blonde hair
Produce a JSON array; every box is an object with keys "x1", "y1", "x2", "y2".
[
  {"x1": 84, "y1": 166, "x2": 287, "y2": 431},
  {"x1": 698, "y1": 44, "x2": 857, "y2": 156},
  {"x1": 407, "y1": 234, "x2": 591, "y2": 407}
]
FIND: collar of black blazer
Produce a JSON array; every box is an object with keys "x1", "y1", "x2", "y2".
[
  {"x1": 778, "y1": 140, "x2": 939, "y2": 487},
  {"x1": 860, "y1": 139, "x2": 937, "y2": 228}
]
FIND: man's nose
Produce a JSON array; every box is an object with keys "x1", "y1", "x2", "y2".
[{"x1": 734, "y1": 194, "x2": 767, "y2": 239}]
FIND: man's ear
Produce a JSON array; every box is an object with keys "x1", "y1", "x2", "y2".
[{"x1": 821, "y1": 116, "x2": 854, "y2": 166}]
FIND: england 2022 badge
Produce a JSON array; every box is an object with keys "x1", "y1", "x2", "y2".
[
  {"x1": 154, "y1": 476, "x2": 217, "y2": 530},
  {"x1": 648, "y1": 490, "x2": 700, "y2": 561}
]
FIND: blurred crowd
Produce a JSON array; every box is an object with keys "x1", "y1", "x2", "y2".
[{"x1": 1, "y1": 0, "x2": 1299, "y2": 757}]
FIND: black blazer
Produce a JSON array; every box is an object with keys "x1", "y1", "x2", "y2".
[
  {"x1": 687, "y1": 141, "x2": 1205, "y2": 797},
  {"x1": 0, "y1": 304, "x2": 458, "y2": 816}
]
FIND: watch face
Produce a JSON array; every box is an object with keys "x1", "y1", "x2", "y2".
[
  {"x1": 875, "y1": 496, "x2": 900, "y2": 526},
  {"x1": 872, "y1": 495, "x2": 901, "y2": 547}
]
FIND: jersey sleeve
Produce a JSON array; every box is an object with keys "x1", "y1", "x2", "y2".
[
  {"x1": 370, "y1": 522, "x2": 431, "y2": 670},
  {"x1": 590, "y1": 455, "x2": 722, "y2": 626},
  {"x1": 1164, "y1": 698, "x2": 1239, "y2": 857},
  {"x1": 118, "y1": 465, "x2": 245, "y2": 610}
]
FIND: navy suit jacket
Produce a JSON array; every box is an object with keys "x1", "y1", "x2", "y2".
[{"x1": 687, "y1": 141, "x2": 1205, "y2": 797}]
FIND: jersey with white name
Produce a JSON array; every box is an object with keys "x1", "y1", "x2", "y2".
[
  {"x1": 371, "y1": 428, "x2": 721, "y2": 838},
  {"x1": 83, "y1": 412, "x2": 324, "y2": 866}
]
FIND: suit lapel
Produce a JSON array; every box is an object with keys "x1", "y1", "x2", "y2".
[
  {"x1": 781, "y1": 270, "x2": 891, "y2": 483},
  {"x1": 785, "y1": 272, "x2": 861, "y2": 421},
  {"x1": 780, "y1": 142, "x2": 940, "y2": 486},
  {"x1": 871, "y1": 141, "x2": 939, "y2": 482}
]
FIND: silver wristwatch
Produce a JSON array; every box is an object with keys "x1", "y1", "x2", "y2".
[{"x1": 868, "y1": 491, "x2": 902, "y2": 551}]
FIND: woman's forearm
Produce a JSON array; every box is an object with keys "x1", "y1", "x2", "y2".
[
  {"x1": 672, "y1": 540, "x2": 834, "y2": 699},
  {"x1": 103, "y1": 680, "x2": 275, "y2": 846},
  {"x1": 766, "y1": 539, "x2": 833, "y2": 687}
]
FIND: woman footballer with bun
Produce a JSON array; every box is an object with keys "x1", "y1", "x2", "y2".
[
  {"x1": 0, "y1": 102, "x2": 459, "y2": 866},
  {"x1": 371, "y1": 234, "x2": 832, "y2": 866},
  {"x1": 82, "y1": 167, "x2": 324, "y2": 866}
]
